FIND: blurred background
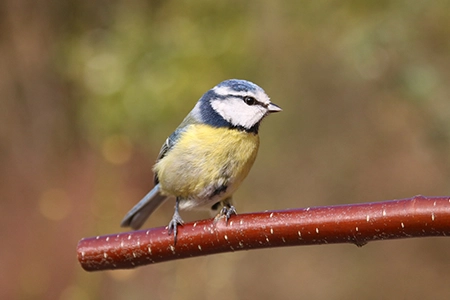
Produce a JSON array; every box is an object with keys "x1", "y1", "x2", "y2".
[{"x1": 1, "y1": 1, "x2": 450, "y2": 299}]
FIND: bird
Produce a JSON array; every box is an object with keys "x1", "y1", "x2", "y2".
[{"x1": 120, "y1": 79, "x2": 281, "y2": 242}]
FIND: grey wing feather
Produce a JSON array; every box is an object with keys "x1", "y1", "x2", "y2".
[
  {"x1": 153, "y1": 137, "x2": 173, "y2": 184},
  {"x1": 120, "y1": 184, "x2": 168, "y2": 230}
]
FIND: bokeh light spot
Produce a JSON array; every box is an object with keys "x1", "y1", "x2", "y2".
[
  {"x1": 84, "y1": 52, "x2": 125, "y2": 95},
  {"x1": 102, "y1": 134, "x2": 133, "y2": 165},
  {"x1": 60, "y1": 285, "x2": 91, "y2": 300},
  {"x1": 107, "y1": 269, "x2": 138, "y2": 281}
]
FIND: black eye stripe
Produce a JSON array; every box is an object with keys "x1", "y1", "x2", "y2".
[
  {"x1": 239, "y1": 95, "x2": 268, "y2": 108},
  {"x1": 227, "y1": 94, "x2": 267, "y2": 108}
]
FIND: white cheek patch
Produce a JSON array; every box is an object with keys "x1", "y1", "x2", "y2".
[{"x1": 210, "y1": 98, "x2": 267, "y2": 129}]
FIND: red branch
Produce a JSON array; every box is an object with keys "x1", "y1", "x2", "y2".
[{"x1": 77, "y1": 195, "x2": 450, "y2": 271}]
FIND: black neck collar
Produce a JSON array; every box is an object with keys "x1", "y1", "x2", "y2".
[{"x1": 230, "y1": 124, "x2": 259, "y2": 134}]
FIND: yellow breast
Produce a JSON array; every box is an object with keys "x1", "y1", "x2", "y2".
[{"x1": 154, "y1": 124, "x2": 259, "y2": 206}]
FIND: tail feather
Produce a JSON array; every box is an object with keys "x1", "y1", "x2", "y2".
[{"x1": 120, "y1": 184, "x2": 168, "y2": 230}]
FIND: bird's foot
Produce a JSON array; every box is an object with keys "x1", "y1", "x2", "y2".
[
  {"x1": 167, "y1": 211, "x2": 184, "y2": 244},
  {"x1": 214, "y1": 205, "x2": 237, "y2": 224}
]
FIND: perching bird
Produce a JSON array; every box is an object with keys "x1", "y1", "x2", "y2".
[{"x1": 120, "y1": 79, "x2": 281, "y2": 241}]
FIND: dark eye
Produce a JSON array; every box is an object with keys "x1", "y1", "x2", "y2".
[{"x1": 243, "y1": 96, "x2": 257, "y2": 106}]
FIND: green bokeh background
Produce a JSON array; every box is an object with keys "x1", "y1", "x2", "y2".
[{"x1": 2, "y1": 1, "x2": 450, "y2": 299}]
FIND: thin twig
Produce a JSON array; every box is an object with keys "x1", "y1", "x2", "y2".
[{"x1": 77, "y1": 195, "x2": 450, "y2": 271}]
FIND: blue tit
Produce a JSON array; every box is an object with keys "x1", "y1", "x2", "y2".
[{"x1": 120, "y1": 79, "x2": 281, "y2": 240}]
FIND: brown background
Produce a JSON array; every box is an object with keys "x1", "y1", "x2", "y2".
[{"x1": 1, "y1": 1, "x2": 450, "y2": 299}]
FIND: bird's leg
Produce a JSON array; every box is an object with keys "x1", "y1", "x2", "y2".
[
  {"x1": 167, "y1": 197, "x2": 184, "y2": 244},
  {"x1": 214, "y1": 197, "x2": 237, "y2": 224}
]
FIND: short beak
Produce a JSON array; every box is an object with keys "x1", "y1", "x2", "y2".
[{"x1": 268, "y1": 102, "x2": 282, "y2": 113}]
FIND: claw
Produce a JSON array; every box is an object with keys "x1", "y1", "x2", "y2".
[
  {"x1": 227, "y1": 206, "x2": 237, "y2": 220},
  {"x1": 222, "y1": 205, "x2": 237, "y2": 221},
  {"x1": 215, "y1": 204, "x2": 237, "y2": 224},
  {"x1": 167, "y1": 213, "x2": 184, "y2": 244}
]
